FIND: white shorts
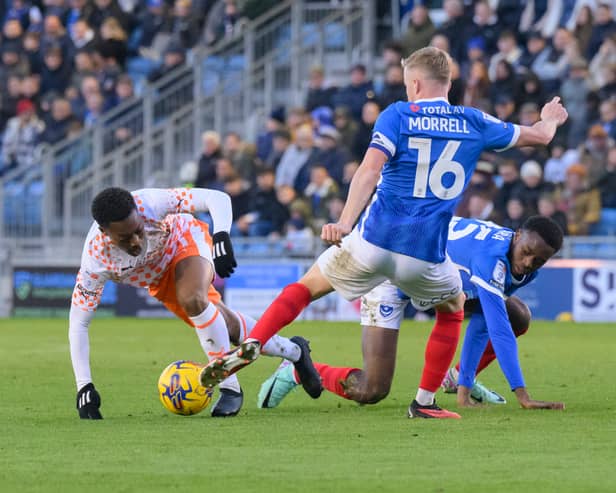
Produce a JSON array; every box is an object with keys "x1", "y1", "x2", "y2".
[{"x1": 317, "y1": 228, "x2": 462, "y2": 311}]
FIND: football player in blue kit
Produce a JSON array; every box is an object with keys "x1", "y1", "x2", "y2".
[
  {"x1": 200, "y1": 47, "x2": 568, "y2": 418},
  {"x1": 258, "y1": 216, "x2": 565, "y2": 414}
]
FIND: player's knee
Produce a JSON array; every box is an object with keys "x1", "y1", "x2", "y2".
[
  {"x1": 177, "y1": 290, "x2": 209, "y2": 317},
  {"x1": 506, "y1": 296, "x2": 531, "y2": 334},
  {"x1": 354, "y1": 383, "x2": 391, "y2": 405}
]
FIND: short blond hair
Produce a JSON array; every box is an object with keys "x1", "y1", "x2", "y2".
[{"x1": 402, "y1": 47, "x2": 451, "y2": 85}]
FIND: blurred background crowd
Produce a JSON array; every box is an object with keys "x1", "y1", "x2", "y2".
[{"x1": 1, "y1": 0, "x2": 615, "y2": 245}]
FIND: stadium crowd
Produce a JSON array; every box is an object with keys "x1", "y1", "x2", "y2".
[{"x1": 1, "y1": 0, "x2": 616, "y2": 241}]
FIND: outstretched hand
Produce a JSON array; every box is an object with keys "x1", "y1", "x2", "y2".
[
  {"x1": 515, "y1": 387, "x2": 565, "y2": 410},
  {"x1": 540, "y1": 97, "x2": 568, "y2": 126}
]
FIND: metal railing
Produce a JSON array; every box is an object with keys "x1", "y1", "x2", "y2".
[{"x1": 0, "y1": 0, "x2": 375, "y2": 253}]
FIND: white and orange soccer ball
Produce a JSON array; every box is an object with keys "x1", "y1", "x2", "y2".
[{"x1": 158, "y1": 360, "x2": 213, "y2": 416}]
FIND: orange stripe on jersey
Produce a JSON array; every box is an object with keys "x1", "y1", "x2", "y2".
[{"x1": 195, "y1": 309, "x2": 219, "y2": 329}]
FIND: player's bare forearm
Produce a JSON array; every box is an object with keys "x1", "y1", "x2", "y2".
[
  {"x1": 514, "y1": 387, "x2": 565, "y2": 410},
  {"x1": 338, "y1": 149, "x2": 385, "y2": 228},
  {"x1": 322, "y1": 148, "x2": 385, "y2": 245}
]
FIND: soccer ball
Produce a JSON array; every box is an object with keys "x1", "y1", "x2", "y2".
[{"x1": 158, "y1": 360, "x2": 213, "y2": 416}]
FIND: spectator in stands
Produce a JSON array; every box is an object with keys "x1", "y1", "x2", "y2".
[
  {"x1": 578, "y1": 124, "x2": 612, "y2": 186},
  {"x1": 237, "y1": 168, "x2": 288, "y2": 237},
  {"x1": 223, "y1": 131, "x2": 256, "y2": 183},
  {"x1": 285, "y1": 107, "x2": 310, "y2": 138},
  {"x1": 456, "y1": 160, "x2": 497, "y2": 218},
  {"x1": 502, "y1": 102, "x2": 549, "y2": 164},
  {"x1": 263, "y1": 128, "x2": 290, "y2": 171},
  {"x1": 560, "y1": 58, "x2": 591, "y2": 148},
  {"x1": 494, "y1": 160, "x2": 523, "y2": 217},
  {"x1": 599, "y1": 98, "x2": 616, "y2": 141},
  {"x1": 381, "y1": 40, "x2": 403, "y2": 67},
  {"x1": 469, "y1": 0, "x2": 499, "y2": 55},
  {"x1": 91, "y1": 0, "x2": 131, "y2": 31},
  {"x1": 313, "y1": 125, "x2": 350, "y2": 187},
  {"x1": 493, "y1": 93, "x2": 517, "y2": 123},
  {"x1": 2, "y1": 19, "x2": 24, "y2": 49},
  {"x1": 0, "y1": 75, "x2": 22, "y2": 132},
  {"x1": 462, "y1": 60, "x2": 490, "y2": 108},
  {"x1": 378, "y1": 64, "x2": 406, "y2": 108},
  {"x1": 399, "y1": 3, "x2": 435, "y2": 57},
  {"x1": 211, "y1": 156, "x2": 236, "y2": 191},
  {"x1": 502, "y1": 196, "x2": 530, "y2": 231},
  {"x1": 224, "y1": 173, "x2": 254, "y2": 227},
  {"x1": 66, "y1": 0, "x2": 97, "y2": 35},
  {"x1": 275, "y1": 124, "x2": 316, "y2": 190},
  {"x1": 256, "y1": 107, "x2": 285, "y2": 162},
  {"x1": 40, "y1": 97, "x2": 76, "y2": 144},
  {"x1": 596, "y1": 146, "x2": 616, "y2": 208},
  {"x1": 40, "y1": 45, "x2": 72, "y2": 97},
  {"x1": 519, "y1": 159, "x2": 555, "y2": 214},
  {"x1": 466, "y1": 191, "x2": 499, "y2": 222},
  {"x1": 283, "y1": 203, "x2": 314, "y2": 256},
  {"x1": 71, "y1": 19, "x2": 97, "y2": 51},
  {"x1": 351, "y1": 99, "x2": 379, "y2": 160},
  {"x1": 204, "y1": 0, "x2": 244, "y2": 46},
  {"x1": 5, "y1": 1, "x2": 43, "y2": 31},
  {"x1": 556, "y1": 163, "x2": 601, "y2": 235},
  {"x1": 429, "y1": 33, "x2": 451, "y2": 54},
  {"x1": 71, "y1": 51, "x2": 97, "y2": 90},
  {"x1": 1, "y1": 99, "x2": 43, "y2": 174},
  {"x1": 333, "y1": 106, "x2": 357, "y2": 152},
  {"x1": 304, "y1": 164, "x2": 338, "y2": 230},
  {"x1": 332, "y1": 64, "x2": 375, "y2": 121},
  {"x1": 532, "y1": 27, "x2": 573, "y2": 93},
  {"x1": 544, "y1": 143, "x2": 578, "y2": 185},
  {"x1": 23, "y1": 31, "x2": 42, "y2": 74},
  {"x1": 461, "y1": 36, "x2": 488, "y2": 80},
  {"x1": 195, "y1": 130, "x2": 222, "y2": 188},
  {"x1": 40, "y1": 14, "x2": 75, "y2": 61},
  {"x1": 589, "y1": 33, "x2": 616, "y2": 94},
  {"x1": 83, "y1": 90, "x2": 105, "y2": 127},
  {"x1": 305, "y1": 65, "x2": 336, "y2": 112},
  {"x1": 339, "y1": 160, "x2": 358, "y2": 200},
  {"x1": 489, "y1": 59, "x2": 517, "y2": 105},
  {"x1": 437, "y1": 0, "x2": 473, "y2": 63},
  {"x1": 325, "y1": 195, "x2": 344, "y2": 224},
  {"x1": 170, "y1": 0, "x2": 201, "y2": 49},
  {"x1": 0, "y1": 44, "x2": 29, "y2": 89},
  {"x1": 538, "y1": 193, "x2": 568, "y2": 235},
  {"x1": 99, "y1": 16, "x2": 128, "y2": 68},
  {"x1": 572, "y1": 5, "x2": 594, "y2": 56},
  {"x1": 488, "y1": 31, "x2": 522, "y2": 81},
  {"x1": 519, "y1": 30, "x2": 547, "y2": 70},
  {"x1": 147, "y1": 42, "x2": 186, "y2": 83},
  {"x1": 514, "y1": 71, "x2": 545, "y2": 110},
  {"x1": 587, "y1": 3, "x2": 616, "y2": 60}
]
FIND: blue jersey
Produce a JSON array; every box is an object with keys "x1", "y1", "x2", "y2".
[
  {"x1": 359, "y1": 98, "x2": 519, "y2": 263},
  {"x1": 447, "y1": 217, "x2": 538, "y2": 301},
  {"x1": 448, "y1": 217, "x2": 535, "y2": 391}
]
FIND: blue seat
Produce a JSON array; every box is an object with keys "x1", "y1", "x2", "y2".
[
  {"x1": 571, "y1": 242, "x2": 597, "y2": 258},
  {"x1": 324, "y1": 22, "x2": 346, "y2": 49},
  {"x1": 590, "y1": 208, "x2": 616, "y2": 235}
]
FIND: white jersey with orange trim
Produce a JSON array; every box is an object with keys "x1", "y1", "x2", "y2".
[{"x1": 69, "y1": 187, "x2": 232, "y2": 390}]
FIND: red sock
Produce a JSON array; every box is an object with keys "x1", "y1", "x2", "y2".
[
  {"x1": 419, "y1": 310, "x2": 464, "y2": 392},
  {"x1": 296, "y1": 363, "x2": 357, "y2": 400},
  {"x1": 248, "y1": 283, "x2": 312, "y2": 345},
  {"x1": 454, "y1": 327, "x2": 528, "y2": 375}
]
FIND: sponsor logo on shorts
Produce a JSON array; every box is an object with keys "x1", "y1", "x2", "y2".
[
  {"x1": 417, "y1": 287, "x2": 461, "y2": 308},
  {"x1": 379, "y1": 304, "x2": 394, "y2": 318}
]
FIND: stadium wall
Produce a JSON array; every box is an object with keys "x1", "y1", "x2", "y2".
[{"x1": 8, "y1": 259, "x2": 616, "y2": 323}]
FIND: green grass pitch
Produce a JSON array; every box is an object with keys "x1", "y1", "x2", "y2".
[{"x1": 1, "y1": 318, "x2": 615, "y2": 493}]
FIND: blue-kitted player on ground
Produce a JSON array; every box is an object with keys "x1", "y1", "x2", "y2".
[
  {"x1": 258, "y1": 216, "x2": 565, "y2": 413},
  {"x1": 200, "y1": 47, "x2": 568, "y2": 418}
]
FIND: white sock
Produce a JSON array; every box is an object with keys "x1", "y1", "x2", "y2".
[
  {"x1": 450, "y1": 367, "x2": 459, "y2": 382},
  {"x1": 415, "y1": 388, "x2": 435, "y2": 406},
  {"x1": 192, "y1": 304, "x2": 240, "y2": 393},
  {"x1": 234, "y1": 311, "x2": 301, "y2": 362}
]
